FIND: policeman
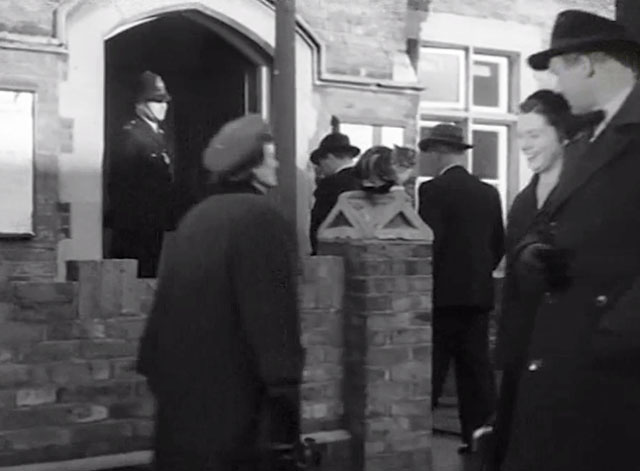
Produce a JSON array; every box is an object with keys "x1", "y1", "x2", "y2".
[{"x1": 106, "y1": 71, "x2": 175, "y2": 278}]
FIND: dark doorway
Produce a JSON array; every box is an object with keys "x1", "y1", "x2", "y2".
[{"x1": 103, "y1": 11, "x2": 267, "y2": 257}]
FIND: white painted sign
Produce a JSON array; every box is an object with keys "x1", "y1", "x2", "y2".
[{"x1": 0, "y1": 90, "x2": 35, "y2": 236}]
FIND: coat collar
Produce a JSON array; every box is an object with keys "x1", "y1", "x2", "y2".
[{"x1": 540, "y1": 80, "x2": 640, "y2": 217}]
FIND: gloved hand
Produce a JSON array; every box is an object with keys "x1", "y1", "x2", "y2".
[
  {"x1": 519, "y1": 243, "x2": 572, "y2": 291},
  {"x1": 518, "y1": 242, "x2": 553, "y2": 271}
]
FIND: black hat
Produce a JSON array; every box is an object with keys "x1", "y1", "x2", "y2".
[
  {"x1": 310, "y1": 132, "x2": 360, "y2": 165},
  {"x1": 136, "y1": 71, "x2": 171, "y2": 103},
  {"x1": 202, "y1": 114, "x2": 273, "y2": 174},
  {"x1": 528, "y1": 10, "x2": 640, "y2": 71},
  {"x1": 418, "y1": 123, "x2": 472, "y2": 152}
]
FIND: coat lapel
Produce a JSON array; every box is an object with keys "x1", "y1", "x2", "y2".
[{"x1": 542, "y1": 82, "x2": 640, "y2": 217}]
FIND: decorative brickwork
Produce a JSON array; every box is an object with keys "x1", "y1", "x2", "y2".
[{"x1": 318, "y1": 189, "x2": 434, "y2": 471}]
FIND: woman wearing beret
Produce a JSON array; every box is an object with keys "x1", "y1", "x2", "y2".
[{"x1": 137, "y1": 114, "x2": 304, "y2": 471}]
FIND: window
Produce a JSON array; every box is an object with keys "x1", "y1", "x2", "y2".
[
  {"x1": 340, "y1": 123, "x2": 405, "y2": 154},
  {"x1": 416, "y1": 44, "x2": 517, "y2": 215},
  {"x1": 0, "y1": 90, "x2": 35, "y2": 237}
]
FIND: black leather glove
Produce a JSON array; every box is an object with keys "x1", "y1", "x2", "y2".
[{"x1": 537, "y1": 245, "x2": 572, "y2": 290}]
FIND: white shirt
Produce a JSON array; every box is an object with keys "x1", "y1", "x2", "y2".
[{"x1": 591, "y1": 84, "x2": 634, "y2": 141}]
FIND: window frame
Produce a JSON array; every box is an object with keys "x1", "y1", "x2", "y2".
[
  {"x1": 418, "y1": 46, "x2": 467, "y2": 110},
  {"x1": 416, "y1": 41, "x2": 521, "y2": 211}
]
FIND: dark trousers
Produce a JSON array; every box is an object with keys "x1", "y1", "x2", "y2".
[
  {"x1": 110, "y1": 228, "x2": 165, "y2": 278},
  {"x1": 432, "y1": 307, "x2": 496, "y2": 443}
]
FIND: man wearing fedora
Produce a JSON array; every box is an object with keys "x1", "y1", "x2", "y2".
[
  {"x1": 500, "y1": 10, "x2": 640, "y2": 471},
  {"x1": 308, "y1": 129, "x2": 361, "y2": 255},
  {"x1": 137, "y1": 114, "x2": 303, "y2": 470},
  {"x1": 417, "y1": 123, "x2": 504, "y2": 453},
  {"x1": 106, "y1": 70, "x2": 176, "y2": 278}
]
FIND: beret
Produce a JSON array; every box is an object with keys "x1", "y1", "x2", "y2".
[{"x1": 202, "y1": 114, "x2": 272, "y2": 174}]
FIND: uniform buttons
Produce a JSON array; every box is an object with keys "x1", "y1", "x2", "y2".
[
  {"x1": 528, "y1": 359, "x2": 544, "y2": 371},
  {"x1": 595, "y1": 295, "x2": 608, "y2": 307},
  {"x1": 549, "y1": 221, "x2": 558, "y2": 229}
]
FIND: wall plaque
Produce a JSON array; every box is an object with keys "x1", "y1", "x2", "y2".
[{"x1": 0, "y1": 90, "x2": 35, "y2": 237}]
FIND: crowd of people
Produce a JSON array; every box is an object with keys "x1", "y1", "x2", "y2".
[{"x1": 97, "y1": 7, "x2": 640, "y2": 471}]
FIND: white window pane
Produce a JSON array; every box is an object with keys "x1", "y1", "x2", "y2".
[
  {"x1": 472, "y1": 124, "x2": 508, "y2": 212},
  {"x1": 472, "y1": 54, "x2": 509, "y2": 112},
  {"x1": 381, "y1": 126, "x2": 404, "y2": 147},
  {"x1": 0, "y1": 90, "x2": 34, "y2": 235},
  {"x1": 340, "y1": 123, "x2": 372, "y2": 155},
  {"x1": 419, "y1": 47, "x2": 466, "y2": 108}
]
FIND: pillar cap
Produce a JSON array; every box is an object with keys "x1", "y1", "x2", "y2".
[{"x1": 318, "y1": 188, "x2": 433, "y2": 242}]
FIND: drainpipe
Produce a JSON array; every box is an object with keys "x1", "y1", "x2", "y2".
[{"x1": 274, "y1": 0, "x2": 298, "y2": 240}]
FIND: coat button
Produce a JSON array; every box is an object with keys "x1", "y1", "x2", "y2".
[
  {"x1": 544, "y1": 292, "x2": 555, "y2": 304},
  {"x1": 528, "y1": 359, "x2": 544, "y2": 371},
  {"x1": 595, "y1": 295, "x2": 608, "y2": 307}
]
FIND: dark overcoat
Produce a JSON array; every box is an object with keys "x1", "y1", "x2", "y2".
[
  {"x1": 107, "y1": 117, "x2": 175, "y2": 233},
  {"x1": 309, "y1": 166, "x2": 360, "y2": 254},
  {"x1": 503, "y1": 83, "x2": 640, "y2": 471},
  {"x1": 494, "y1": 175, "x2": 545, "y2": 370},
  {"x1": 136, "y1": 183, "x2": 304, "y2": 467},
  {"x1": 418, "y1": 166, "x2": 505, "y2": 310}
]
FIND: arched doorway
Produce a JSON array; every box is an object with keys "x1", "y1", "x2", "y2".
[
  {"x1": 56, "y1": 0, "x2": 319, "y2": 277},
  {"x1": 103, "y1": 10, "x2": 270, "y2": 258}
]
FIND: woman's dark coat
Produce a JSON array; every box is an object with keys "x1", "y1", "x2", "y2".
[
  {"x1": 136, "y1": 183, "x2": 304, "y2": 467},
  {"x1": 490, "y1": 174, "x2": 545, "y2": 470},
  {"x1": 502, "y1": 83, "x2": 640, "y2": 471}
]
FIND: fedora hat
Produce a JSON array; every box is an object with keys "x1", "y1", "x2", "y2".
[
  {"x1": 136, "y1": 71, "x2": 172, "y2": 103},
  {"x1": 418, "y1": 123, "x2": 472, "y2": 152},
  {"x1": 310, "y1": 132, "x2": 360, "y2": 165},
  {"x1": 528, "y1": 10, "x2": 640, "y2": 71},
  {"x1": 202, "y1": 114, "x2": 273, "y2": 174}
]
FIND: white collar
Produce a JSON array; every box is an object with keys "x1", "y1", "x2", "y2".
[
  {"x1": 439, "y1": 164, "x2": 464, "y2": 176},
  {"x1": 592, "y1": 84, "x2": 634, "y2": 141},
  {"x1": 141, "y1": 116, "x2": 160, "y2": 133}
]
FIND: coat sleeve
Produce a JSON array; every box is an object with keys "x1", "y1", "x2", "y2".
[
  {"x1": 232, "y1": 204, "x2": 304, "y2": 392},
  {"x1": 491, "y1": 188, "x2": 506, "y2": 270},
  {"x1": 136, "y1": 237, "x2": 175, "y2": 392},
  {"x1": 417, "y1": 180, "x2": 445, "y2": 251},
  {"x1": 309, "y1": 180, "x2": 337, "y2": 255}
]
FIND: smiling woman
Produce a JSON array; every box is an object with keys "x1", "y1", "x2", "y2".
[{"x1": 516, "y1": 89, "x2": 571, "y2": 208}]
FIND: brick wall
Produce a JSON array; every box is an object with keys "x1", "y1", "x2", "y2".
[
  {"x1": 429, "y1": 0, "x2": 615, "y2": 29},
  {"x1": 320, "y1": 240, "x2": 433, "y2": 471},
  {"x1": 0, "y1": 257, "x2": 351, "y2": 467}
]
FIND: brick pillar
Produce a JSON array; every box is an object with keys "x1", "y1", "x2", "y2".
[{"x1": 318, "y1": 188, "x2": 434, "y2": 471}]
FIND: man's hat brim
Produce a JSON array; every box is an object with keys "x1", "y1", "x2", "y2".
[
  {"x1": 528, "y1": 37, "x2": 640, "y2": 71},
  {"x1": 418, "y1": 138, "x2": 473, "y2": 152},
  {"x1": 310, "y1": 145, "x2": 360, "y2": 165}
]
